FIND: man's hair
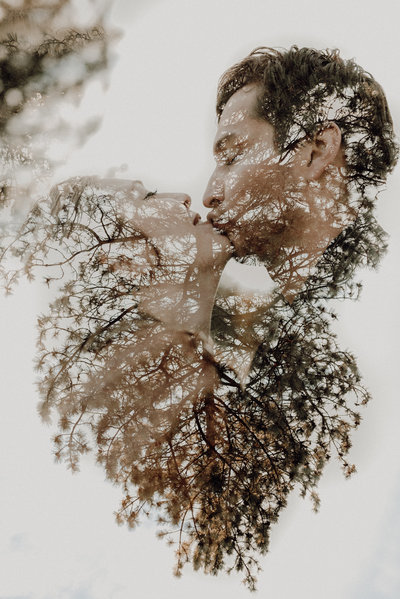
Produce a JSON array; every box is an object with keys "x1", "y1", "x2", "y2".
[{"x1": 217, "y1": 46, "x2": 398, "y2": 195}]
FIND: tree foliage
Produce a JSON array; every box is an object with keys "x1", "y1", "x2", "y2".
[
  {"x1": 1, "y1": 176, "x2": 375, "y2": 590},
  {"x1": 0, "y1": 36, "x2": 396, "y2": 591},
  {"x1": 0, "y1": 0, "x2": 111, "y2": 215}
]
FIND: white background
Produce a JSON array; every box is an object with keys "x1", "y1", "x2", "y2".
[{"x1": 1, "y1": 1, "x2": 399, "y2": 597}]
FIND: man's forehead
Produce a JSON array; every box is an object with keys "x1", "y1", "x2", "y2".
[
  {"x1": 218, "y1": 85, "x2": 260, "y2": 127},
  {"x1": 213, "y1": 85, "x2": 276, "y2": 154},
  {"x1": 214, "y1": 86, "x2": 259, "y2": 149}
]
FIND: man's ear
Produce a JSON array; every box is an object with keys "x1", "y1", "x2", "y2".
[{"x1": 293, "y1": 122, "x2": 343, "y2": 181}]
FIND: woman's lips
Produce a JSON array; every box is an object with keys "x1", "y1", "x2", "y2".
[
  {"x1": 195, "y1": 217, "x2": 229, "y2": 239},
  {"x1": 185, "y1": 209, "x2": 201, "y2": 225},
  {"x1": 192, "y1": 212, "x2": 201, "y2": 225}
]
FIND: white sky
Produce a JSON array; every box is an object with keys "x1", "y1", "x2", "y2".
[{"x1": 1, "y1": 0, "x2": 400, "y2": 597}]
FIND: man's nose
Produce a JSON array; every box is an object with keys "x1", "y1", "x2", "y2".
[{"x1": 202, "y1": 172, "x2": 224, "y2": 208}]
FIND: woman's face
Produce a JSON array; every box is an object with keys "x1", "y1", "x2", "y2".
[{"x1": 110, "y1": 179, "x2": 233, "y2": 268}]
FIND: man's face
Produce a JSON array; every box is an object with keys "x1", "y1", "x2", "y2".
[{"x1": 203, "y1": 84, "x2": 304, "y2": 265}]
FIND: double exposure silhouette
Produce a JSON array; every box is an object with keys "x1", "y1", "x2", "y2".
[{"x1": 0, "y1": 45, "x2": 398, "y2": 589}]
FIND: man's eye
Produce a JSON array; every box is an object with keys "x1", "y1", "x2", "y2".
[{"x1": 224, "y1": 152, "x2": 242, "y2": 165}]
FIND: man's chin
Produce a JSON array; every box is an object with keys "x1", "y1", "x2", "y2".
[
  {"x1": 229, "y1": 239, "x2": 263, "y2": 266},
  {"x1": 212, "y1": 224, "x2": 271, "y2": 264},
  {"x1": 227, "y1": 231, "x2": 263, "y2": 260},
  {"x1": 230, "y1": 242, "x2": 281, "y2": 276}
]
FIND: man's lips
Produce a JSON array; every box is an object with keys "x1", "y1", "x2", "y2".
[
  {"x1": 206, "y1": 213, "x2": 228, "y2": 231},
  {"x1": 206, "y1": 212, "x2": 220, "y2": 225}
]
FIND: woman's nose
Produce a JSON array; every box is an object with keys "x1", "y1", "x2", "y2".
[
  {"x1": 202, "y1": 173, "x2": 224, "y2": 208},
  {"x1": 155, "y1": 193, "x2": 191, "y2": 208}
]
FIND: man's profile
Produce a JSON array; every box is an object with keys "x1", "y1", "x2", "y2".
[
  {"x1": 1, "y1": 46, "x2": 397, "y2": 589},
  {"x1": 204, "y1": 47, "x2": 397, "y2": 301}
]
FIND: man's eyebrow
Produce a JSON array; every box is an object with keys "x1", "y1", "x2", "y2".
[{"x1": 213, "y1": 133, "x2": 238, "y2": 155}]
